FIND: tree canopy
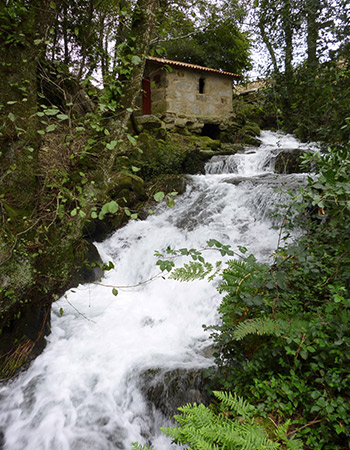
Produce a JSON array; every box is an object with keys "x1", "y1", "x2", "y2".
[{"x1": 159, "y1": 20, "x2": 252, "y2": 74}]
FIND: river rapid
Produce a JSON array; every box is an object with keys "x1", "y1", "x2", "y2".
[{"x1": 0, "y1": 131, "x2": 316, "y2": 450}]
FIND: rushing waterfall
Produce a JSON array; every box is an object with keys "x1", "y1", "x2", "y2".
[{"x1": 0, "y1": 131, "x2": 316, "y2": 450}]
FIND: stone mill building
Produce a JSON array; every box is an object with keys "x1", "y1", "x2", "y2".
[{"x1": 136, "y1": 57, "x2": 241, "y2": 139}]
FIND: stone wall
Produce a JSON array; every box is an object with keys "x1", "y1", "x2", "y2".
[
  {"x1": 166, "y1": 68, "x2": 233, "y2": 117},
  {"x1": 143, "y1": 62, "x2": 233, "y2": 118}
]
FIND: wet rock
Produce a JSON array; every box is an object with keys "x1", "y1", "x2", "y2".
[
  {"x1": 223, "y1": 172, "x2": 308, "y2": 189},
  {"x1": 110, "y1": 173, "x2": 147, "y2": 201},
  {"x1": 72, "y1": 241, "x2": 104, "y2": 284},
  {"x1": 0, "y1": 302, "x2": 51, "y2": 379},
  {"x1": 139, "y1": 368, "x2": 210, "y2": 417}
]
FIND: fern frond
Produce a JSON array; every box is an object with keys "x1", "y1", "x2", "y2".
[
  {"x1": 274, "y1": 420, "x2": 303, "y2": 450},
  {"x1": 232, "y1": 317, "x2": 309, "y2": 341},
  {"x1": 214, "y1": 391, "x2": 255, "y2": 420},
  {"x1": 161, "y1": 425, "x2": 220, "y2": 450},
  {"x1": 176, "y1": 403, "x2": 215, "y2": 429},
  {"x1": 169, "y1": 261, "x2": 213, "y2": 282},
  {"x1": 162, "y1": 391, "x2": 298, "y2": 450},
  {"x1": 241, "y1": 425, "x2": 279, "y2": 450}
]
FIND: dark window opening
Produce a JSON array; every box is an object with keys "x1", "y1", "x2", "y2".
[
  {"x1": 201, "y1": 123, "x2": 220, "y2": 140},
  {"x1": 199, "y1": 77, "x2": 205, "y2": 94}
]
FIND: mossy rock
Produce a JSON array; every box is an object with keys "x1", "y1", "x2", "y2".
[
  {"x1": 182, "y1": 148, "x2": 207, "y2": 174},
  {"x1": 244, "y1": 121, "x2": 261, "y2": 137},
  {"x1": 115, "y1": 155, "x2": 132, "y2": 171},
  {"x1": 132, "y1": 132, "x2": 187, "y2": 179},
  {"x1": 134, "y1": 116, "x2": 168, "y2": 140},
  {"x1": 236, "y1": 132, "x2": 261, "y2": 146},
  {"x1": 109, "y1": 172, "x2": 146, "y2": 199},
  {"x1": 136, "y1": 114, "x2": 163, "y2": 130},
  {"x1": 136, "y1": 131, "x2": 169, "y2": 161},
  {"x1": 147, "y1": 174, "x2": 186, "y2": 198},
  {"x1": 184, "y1": 135, "x2": 221, "y2": 151}
]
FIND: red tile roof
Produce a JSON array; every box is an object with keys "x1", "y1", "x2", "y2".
[{"x1": 147, "y1": 56, "x2": 241, "y2": 79}]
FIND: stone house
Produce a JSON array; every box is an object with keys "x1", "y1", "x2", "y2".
[{"x1": 139, "y1": 57, "x2": 241, "y2": 121}]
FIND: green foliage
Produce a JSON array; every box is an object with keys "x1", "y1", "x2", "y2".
[
  {"x1": 205, "y1": 144, "x2": 350, "y2": 449},
  {"x1": 169, "y1": 260, "x2": 214, "y2": 282},
  {"x1": 161, "y1": 21, "x2": 251, "y2": 74},
  {"x1": 157, "y1": 143, "x2": 350, "y2": 449},
  {"x1": 161, "y1": 391, "x2": 302, "y2": 450},
  {"x1": 131, "y1": 443, "x2": 153, "y2": 450},
  {"x1": 263, "y1": 61, "x2": 350, "y2": 144},
  {"x1": 0, "y1": 0, "x2": 163, "y2": 375}
]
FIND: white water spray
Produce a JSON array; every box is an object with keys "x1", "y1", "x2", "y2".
[{"x1": 0, "y1": 131, "x2": 315, "y2": 450}]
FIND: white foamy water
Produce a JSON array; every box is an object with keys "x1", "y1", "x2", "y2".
[
  {"x1": 0, "y1": 131, "x2": 313, "y2": 450},
  {"x1": 205, "y1": 129, "x2": 317, "y2": 175}
]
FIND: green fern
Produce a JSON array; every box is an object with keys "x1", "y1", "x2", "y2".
[
  {"x1": 218, "y1": 257, "x2": 266, "y2": 298},
  {"x1": 213, "y1": 391, "x2": 255, "y2": 420},
  {"x1": 232, "y1": 317, "x2": 309, "y2": 341},
  {"x1": 169, "y1": 261, "x2": 214, "y2": 282},
  {"x1": 161, "y1": 391, "x2": 302, "y2": 450},
  {"x1": 274, "y1": 421, "x2": 303, "y2": 450}
]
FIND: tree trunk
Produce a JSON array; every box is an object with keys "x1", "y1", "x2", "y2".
[
  {"x1": 306, "y1": 0, "x2": 320, "y2": 69},
  {"x1": 0, "y1": 0, "x2": 54, "y2": 210},
  {"x1": 0, "y1": 0, "x2": 159, "y2": 377},
  {"x1": 258, "y1": 19, "x2": 280, "y2": 74},
  {"x1": 282, "y1": 0, "x2": 293, "y2": 80},
  {"x1": 103, "y1": 0, "x2": 159, "y2": 174}
]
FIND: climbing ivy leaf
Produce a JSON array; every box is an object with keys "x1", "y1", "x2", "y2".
[{"x1": 57, "y1": 114, "x2": 69, "y2": 121}]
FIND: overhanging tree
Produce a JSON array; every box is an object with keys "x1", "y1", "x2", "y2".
[{"x1": 0, "y1": 0, "x2": 159, "y2": 377}]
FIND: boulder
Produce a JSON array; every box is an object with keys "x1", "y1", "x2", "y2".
[
  {"x1": 139, "y1": 367, "x2": 210, "y2": 417},
  {"x1": 136, "y1": 114, "x2": 164, "y2": 131},
  {"x1": 109, "y1": 173, "x2": 146, "y2": 199}
]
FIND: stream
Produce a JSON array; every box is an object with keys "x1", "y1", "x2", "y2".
[{"x1": 0, "y1": 131, "x2": 316, "y2": 450}]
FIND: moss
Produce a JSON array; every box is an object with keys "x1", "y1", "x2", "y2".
[
  {"x1": 109, "y1": 173, "x2": 146, "y2": 198},
  {"x1": 147, "y1": 174, "x2": 186, "y2": 199},
  {"x1": 184, "y1": 134, "x2": 221, "y2": 150},
  {"x1": 244, "y1": 121, "x2": 261, "y2": 137},
  {"x1": 132, "y1": 132, "x2": 186, "y2": 179}
]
